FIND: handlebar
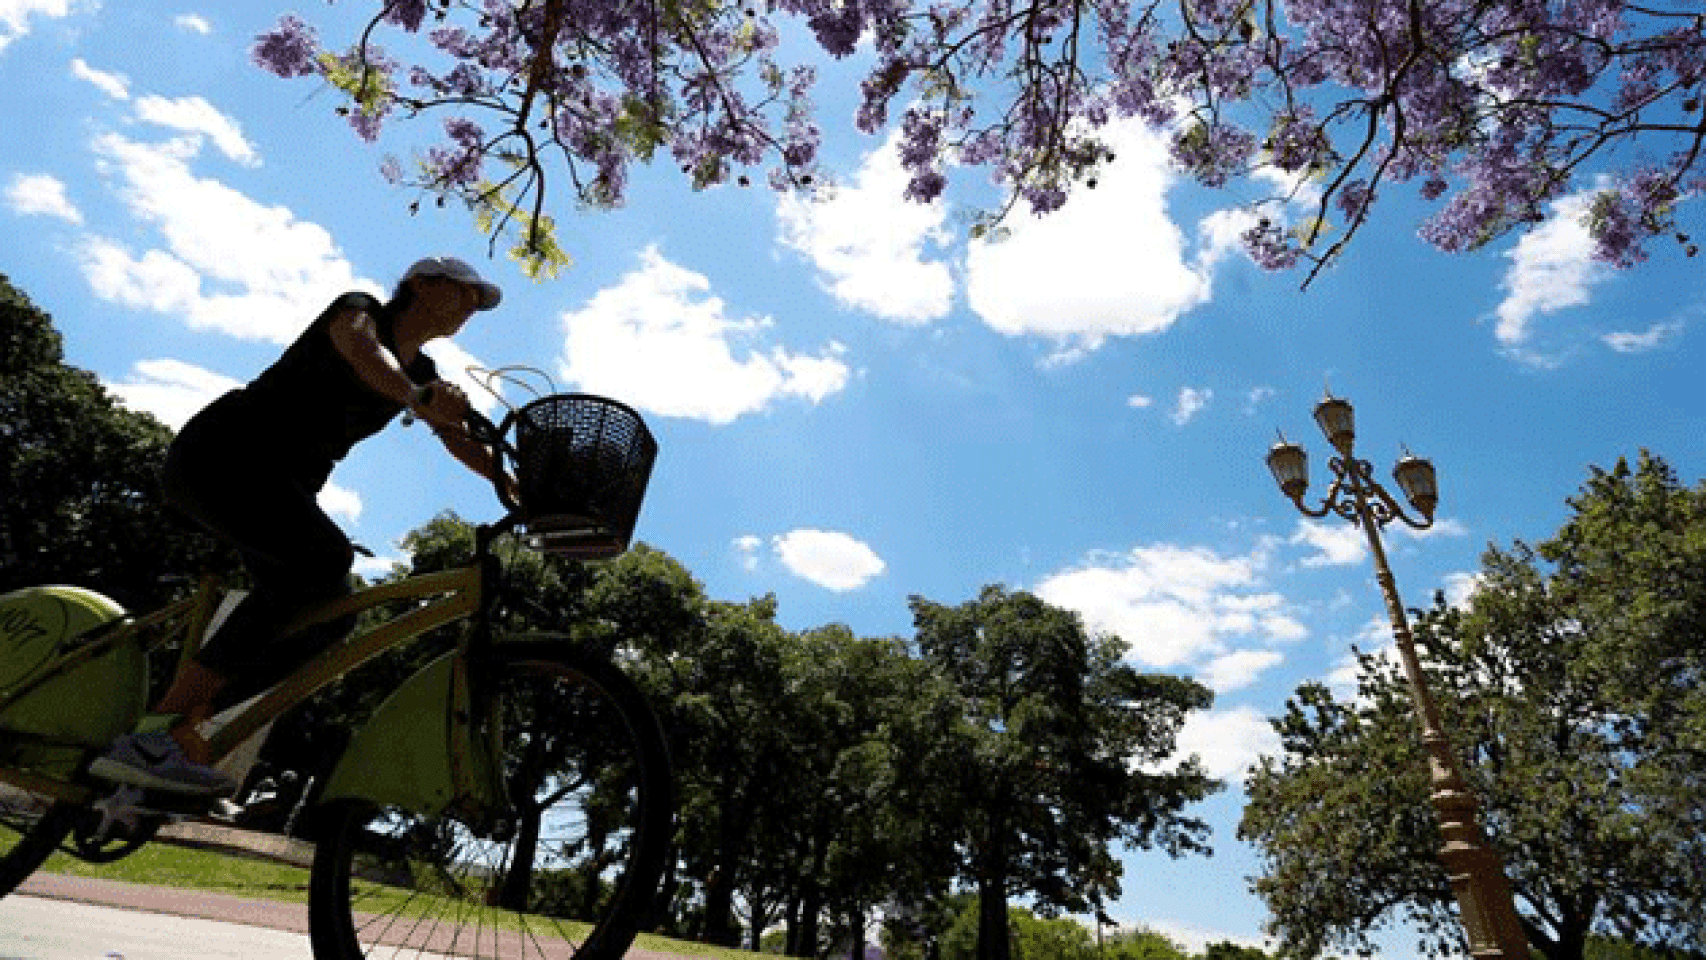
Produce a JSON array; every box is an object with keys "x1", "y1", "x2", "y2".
[{"x1": 464, "y1": 405, "x2": 523, "y2": 516}]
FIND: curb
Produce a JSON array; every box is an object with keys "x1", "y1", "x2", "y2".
[{"x1": 156, "y1": 820, "x2": 316, "y2": 869}]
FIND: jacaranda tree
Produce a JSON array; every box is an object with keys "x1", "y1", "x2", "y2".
[{"x1": 257, "y1": 0, "x2": 1706, "y2": 283}]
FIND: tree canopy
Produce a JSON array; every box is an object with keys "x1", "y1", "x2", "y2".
[
  {"x1": 0, "y1": 274, "x2": 230, "y2": 610},
  {"x1": 1239, "y1": 451, "x2": 1706, "y2": 960},
  {"x1": 257, "y1": 0, "x2": 1706, "y2": 283},
  {"x1": 912, "y1": 586, "x2": 1219, "y2": 960}
]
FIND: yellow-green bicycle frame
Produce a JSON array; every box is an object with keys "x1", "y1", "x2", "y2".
[{"x1": 0, "y1": 561, "x2": 509, "y2": 820}]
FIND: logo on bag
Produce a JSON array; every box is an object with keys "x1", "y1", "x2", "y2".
[
  {"x1": 1, "y1": 608, "x2": 48, "y2": 649},
  {"x1": 0, "y1": 597, "x2": 63, "y2": 690}
]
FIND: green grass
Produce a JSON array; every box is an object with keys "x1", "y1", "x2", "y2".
[
  {"x1": 26, "y1": 839, "x2": 753, "y2": 960},
  {"x1": 37, "y1": 840, "x2": 314, "y2": 903}
]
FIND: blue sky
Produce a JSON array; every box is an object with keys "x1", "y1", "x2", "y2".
[{"x1": 4, "y1": 1, "x2": 1704, "y2": 955}]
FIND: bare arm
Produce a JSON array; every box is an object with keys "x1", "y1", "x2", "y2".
[
  {"x1": 430, "y1": 419, "x2": 522, "y2": 505},
  {"x1": 327, "y1": 305, "x2": 424, "y2": 410},
  {"x1": 326, "y1": 305, "x2": 519, "y2": 502}
]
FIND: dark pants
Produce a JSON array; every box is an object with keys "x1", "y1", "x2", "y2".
[{"x1": 163, "y1": 393, "x2": 355, "y2": 696}]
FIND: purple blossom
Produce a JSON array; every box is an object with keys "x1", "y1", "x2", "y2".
[
  {"x1": 252, "y1": 15, "x2": 320, "y2": 79},
  {"x1": 906, "y1": 169, "x2": 947, "y2": 204},
  {"x1": 1242, "y1": 218, "x2": 1301, "y2": 270},
  {"x1": 1335, "y1": 180, "x2": 1374, "y2": 220},
  {"x1": 250, "y1": 0, "x2": 1706, "y2": 276},
  {"x1": 1266, "y1": 109, "x2": 1331, "y2": 174},
  {"x1": 1171, "y1": 120, "x2": 1256, "y2": 189},
  {"x1": 809, "y1": 0, "x2": 864, "y2": 58},
  {"x1": 382, "y1": 0, "x2": 428, "y2": 32}
]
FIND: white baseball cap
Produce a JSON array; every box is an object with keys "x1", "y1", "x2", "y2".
[{"x1": 401, "y1": 256, "x2": 503, "y2": 310}]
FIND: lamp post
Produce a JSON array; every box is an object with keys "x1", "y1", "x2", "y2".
[{"x1": 1265, "y1": 393, "x2": 1531, "y2": 960}]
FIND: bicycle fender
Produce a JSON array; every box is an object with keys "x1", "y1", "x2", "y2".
[{"x1": 319, "y1": 650, "x2": 502, "y2": 817}]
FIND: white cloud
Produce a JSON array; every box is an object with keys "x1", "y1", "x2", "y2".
[
  {"x1": 81, "y1": 131, "x2": 370, "y2": 343},
  {"x1": 317, "y1": 482, "x2": 363, "y2": 524},
  {"x1": 1602, "y1": 319, "x2": 1683, "y2": 353},
  {"x1": 1127, "y1": 394, "x2": 1154, "y2": 409},
  {"x1": 104, "y1": 358, "x2": 240, "y2": 429},
  {"x1": 1193, "y1": 164, "x2": 1323, "y2": 272},
  {"x1": 1174, "y1": 706, "x2": 1281, "y2": 781},
  {"x1": 771, "y1": 529, "x2": 886, "y2": 592},
  {"x1": 732, "y1": 535, "x2": 762, "y2": 571},
  {"x1": 1327, "y1": 616, "x2": 1396, "y2": 697},
  {"x1": 134, "y1": 95, "x2": 259, "y2": 166},
  {"x1": 1135, "y1": 921, "x2": 1271, "y2": 958},
  {"x1": 559, "y1": 246, "x2": 850, "y2": 424},
  {"x1": 777, "y1": 130, "x2": 953, "y2": 323},
  {"x1": 174, "y1": 12, "x2": 211, "y2": 34},
  {"x1": 420, "y1": 338, "x2": 502, "y2": 418},
  {"x1": 0, "y1": 0, "x2": 73, "y2": 51},
  {"x1": 1396, "y1": 516, "x2": 1468, "y2": 541},
  {"x1": 1243, "y1": 386, "x2": 1276, "y2": 415},
  {"x1": 1170, "y1": 386, "x2": 1212, "y2": 426},
  {"x1": 1037, "y1": 543, "x2": 1305, "y2": 669},
  {"x1": 964, "y1": 119, "x2": 1218, "y2": 358},
  {"x1": 352, "y1": 551, "x2": 402, "y2": 580},
  {"x1": 5, "y1": 172, "x2": 82, "y2": 224},
  {"x1": 1494, "y1": 189, "x2": 1614, "y2": 360},
  {"x1": 1442, "y1": 570, "x2": 1482, "y2": 608},
  {"x1": 71, "y1": 58, "x2": 130, "y2": 100},
  {"x1": 1290, "y1": 518, "x2": 1366, "y2": 567},
  {"x1": 1200, "y1": 649, "x2": 1285, "y2": 693}
]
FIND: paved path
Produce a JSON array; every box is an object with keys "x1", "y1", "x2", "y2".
[
  {"x1": 5, "y1": 874, "x2": 702, "y2": 960},
  {"x1": 0, "y1": 894, "x2": 318, "y2": 960},
  {"x1": 15, "y1": 873, "x2": 312, "y2": 934}
]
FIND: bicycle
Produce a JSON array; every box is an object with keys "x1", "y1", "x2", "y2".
[{"x1": 0, "y1": 390, "x2": 671, "y2": 960}]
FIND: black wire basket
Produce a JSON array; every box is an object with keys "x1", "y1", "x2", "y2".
[{"x1": 507, "y1": 393, "x2": 657, "y2": 559}]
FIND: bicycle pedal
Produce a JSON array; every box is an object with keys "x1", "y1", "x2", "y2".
[{"x1": 90, "y1": 785, "x2": 159, "y2": 842}]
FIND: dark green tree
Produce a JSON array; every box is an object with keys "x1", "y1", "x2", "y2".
[
  {"x1": 0, "y1": 273, "x2": 229, "y2": 609},
  {"x1": 760, "y1": 626, "x2": 960, "y2": 958},
  {"x1": 1195, "y1": 941, "x2": 1277, "y2": 960},
  {"x1": 911, "y1": 585, "x2": 1219, "y2": 960},
  {"x1": 658, "y1": 594, "x2": 788, "y2": 946},
  {"x1": 1240, "y1": 452, "x2": 1706, "y2": 960},
  {"x1": 1104, "y1": 928, "x2": 1191, "y2": 960}
]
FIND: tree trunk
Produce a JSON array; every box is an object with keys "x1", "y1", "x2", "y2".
[
  {"x1": 745, "y1": 886, "x2": 765, "y2": 952},
  {"x1": 784, "y1": 892, "x2": 803, "y2": 956},
  {"x1": 793, "y1": 839, "x2": 830, "y2": 957},
  {"x1": 497, "y1": 800, "x2": 543, "y2": 911},
  {"x1": 849, "y1": 907, "x2": 867, "y2": 960},
  {"x1": 702, "y1": 868, "x2": 740, "y2": 946},
  {"x1": 975, "y1": 816, "x2": 1010, "y2": 960}
]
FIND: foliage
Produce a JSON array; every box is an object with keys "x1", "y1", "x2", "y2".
[
  {"x1": 257, "y1": 1, "x2": 1706, "y2": 282},
  {"x1": 0, "y1": 273, "x2": 233, "y2": 611},
  {"x1": 1239, "y1": 451, "x2": 1706, "y2": 960},
  {"x1": 941, "y1": 905, "x2": 1099, "y2": 960},
  {"x1": 911, "y1": 585, "x2": 1219, "y2": 960}
]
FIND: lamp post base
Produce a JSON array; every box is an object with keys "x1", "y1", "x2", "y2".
[{"x1": 1433, "y1": 787, "x2": 1530, "y2": 959}]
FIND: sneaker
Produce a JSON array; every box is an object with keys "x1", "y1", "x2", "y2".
[{"x1": 88, "y1": 730, "x2": 238, "y2": 797}]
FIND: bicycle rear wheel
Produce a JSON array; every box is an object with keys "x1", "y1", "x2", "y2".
[
  {"x1": 0, "y1": 788, "x2": 76, "y2": 897},
  {"x1": 309, "y1": 642, "x2": 672, "y2": 960}
]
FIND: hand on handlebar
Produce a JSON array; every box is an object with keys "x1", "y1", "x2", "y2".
[
  {"x1": 462, "y1": 406, "x2": 524, "y2": 513},
  {"x1": 413, "y1": 380, "x2": 470, "y2": 432}
]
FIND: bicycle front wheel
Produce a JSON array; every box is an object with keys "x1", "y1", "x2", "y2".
[
  {"x1": 309, "y1": 643, "x2": 672, "y2": 960},
  {"x1": 0, "y1": 788, "x2": 76, "y2": 897}
]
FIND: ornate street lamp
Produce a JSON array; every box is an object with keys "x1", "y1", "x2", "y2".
[{"x1": 1266, "y1": 393, "x2": 1531, "y2": 960}]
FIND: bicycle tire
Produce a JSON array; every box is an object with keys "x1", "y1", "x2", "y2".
[
  {"x1": 0, "y1": 794, "x2": 77, "y2": 897},
  {"x1": 309, "y1": 642, "x2": 673, "y2": 960}
]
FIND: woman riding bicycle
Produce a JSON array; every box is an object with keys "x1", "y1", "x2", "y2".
[{"x1": 90, "y1": 256, "x2": 510, "y2": 797}]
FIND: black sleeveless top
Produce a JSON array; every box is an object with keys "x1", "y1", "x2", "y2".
[{"x1": 194, "y1": 292, "x2": 438, "y2": 490}]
